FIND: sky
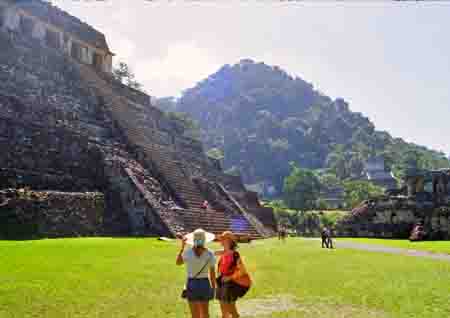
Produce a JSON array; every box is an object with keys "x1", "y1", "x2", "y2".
[{"x1": 51, "y1": 0, "x2": 450, "y2": 155}]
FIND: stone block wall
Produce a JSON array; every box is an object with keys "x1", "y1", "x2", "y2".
[
  {"x1": 192, "y1": 177, "x2": 240, "y2": 216},
  {"x1": 0, "y1": 168, "x2": 94, "y2": 192},
  {"x1": 246, "y1": 207, "x2": 278, "y2": 233},
  {"x1": 0, "y1": 189, "x2": 104, "y2": 239},
  {"x1": 0, "y1": 115, "x2": 107, "y2": 191},
  {"x1": 335, "y1": 202, "x2": 450, "y2": 239},
  {"x1": 102, "y1": 156, "x2": 173, "y2": 237},
  {"x1": 0, "y1": 31, "x2": 111, "y2": 138}
]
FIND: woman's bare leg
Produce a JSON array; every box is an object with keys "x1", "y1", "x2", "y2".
[
  {"x1": 229, "y1": 302, "x2": 240, "y2": 318},
  {"x1": 220, "y1": 302, "x2": 230, "y2": 318},
  {"x1": 188, "y1": 302, "x2": 197, "y2": 318},
  {"x1": 198, "y1": 302, "x2": 210, "y2": 318}
]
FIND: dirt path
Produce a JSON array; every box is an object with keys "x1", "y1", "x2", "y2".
[{"x1": 321, "y1": 239, "x2": 450, "y2": 262}]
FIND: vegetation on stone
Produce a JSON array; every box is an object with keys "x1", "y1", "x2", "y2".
[
  {"x1": 112, "y1": 61, "x2": 144, "y2": 92},
  {"x1": 343, "y1": 180, "x2": 384, "y2": 209},
  {"x1": 163, "y1": 110, "x2": 202, "y2": 140}
]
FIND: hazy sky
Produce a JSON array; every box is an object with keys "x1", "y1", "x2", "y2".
[{"x1": 52, "y1": 0, "x2": 450, "y2": 155}]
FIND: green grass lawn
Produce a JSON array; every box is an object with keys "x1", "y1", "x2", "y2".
[
  {"x1": 0, "y1": 238, "x2": 449, "y2": 318},
  {"x1": 339, "y1": 238, "x2": 450, "y2": 255}
]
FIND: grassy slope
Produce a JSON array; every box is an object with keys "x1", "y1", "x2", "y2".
[
  {"x1": 339, "y1": 238, "x2": 450, "y2": 255},
  {"x1": 0, "y1": 238, "x2": 449, "y2": 318}
]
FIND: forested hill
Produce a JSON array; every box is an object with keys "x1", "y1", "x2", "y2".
[{"x1": 156, "y1": 59, "x2": 450, "y2": 196}]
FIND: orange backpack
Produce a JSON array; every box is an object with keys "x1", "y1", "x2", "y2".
[{"x1": 230, "y1": 252, "x2": 252, "y2": 288}]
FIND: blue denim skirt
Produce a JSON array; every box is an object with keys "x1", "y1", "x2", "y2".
[{"x1": 186, "y1": 278, "x2": 214, "y2": 302}]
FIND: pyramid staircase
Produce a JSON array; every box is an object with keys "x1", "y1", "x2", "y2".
[{"x1": 77, "y1": 64, "x2": 263, "y2": 238}]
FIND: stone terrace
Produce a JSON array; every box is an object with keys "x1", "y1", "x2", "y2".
[{"x1": 0, "y1": 189, "x2": 104, "y2": 239}]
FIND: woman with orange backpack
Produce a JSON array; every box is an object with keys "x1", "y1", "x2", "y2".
[{"x1": 215, "y1": 231, "x2": 252, "y2": 318}]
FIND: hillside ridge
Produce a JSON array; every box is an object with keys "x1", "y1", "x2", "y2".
[{"x1": 157, "y1": 59, "x2": 450, "y2": 196}]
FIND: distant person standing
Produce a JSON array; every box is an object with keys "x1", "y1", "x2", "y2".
[
  {"x1": 321, "y1": 227, "x2": 333, "y2": 249},
  {"x1": 327, "y1": 228, "x2": 334, "y2": 249},
  {"x1": 201, "y1": 200, "x2": 209, "y2": 210},
  {"x1": 278, "y1": 226, "x2": 287, "y2": 242}
]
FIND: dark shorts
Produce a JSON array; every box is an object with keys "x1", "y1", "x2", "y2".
[
  {"x1": 216, "y1": 278, "x2": 249, "y2": 303},
  {"x1": 186, "y1": 278, "x2": 214, "y2": 302}
]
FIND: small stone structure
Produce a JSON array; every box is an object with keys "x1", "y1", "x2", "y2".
[
  {"x1": 336, "y1": 169, "x2": 450, "y2": 239},
  {"x1": 363, "y1": 156, "x2": 398, "y2": 190},
  {"x1": 0, "y1": 189, "x2": 104, "y2": 239},
  {"x1": 0, "y1": 0, "x2": 275, "y2": 239},
  {"x1": 0, "y1": 0, "x2": 113, "y2": 73}
]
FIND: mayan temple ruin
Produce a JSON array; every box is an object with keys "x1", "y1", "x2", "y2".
[
  {"x1": 336, "y1": 168, "x2": 450, "y2": 240},
  {"x1": 0, "y1": 0, "x2": 277, "y2": 239}
]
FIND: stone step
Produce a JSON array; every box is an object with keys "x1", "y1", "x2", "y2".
[
  {"x1": 181, "y1": 221, "x2": 258, "y2": 234},
  {"x1": 182, "y1": 220, "x2": 257, "y2": 234},
  {"x1": 181, "y1": 213, "x2": 255, "y2": 228},
  {"x1": 77, "y1": 63, "x2": 262, "y2": 238}
]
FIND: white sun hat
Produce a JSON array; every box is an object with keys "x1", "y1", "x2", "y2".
[{"x1": 185, "y1": 228, "x2": 216, "y2": 246}]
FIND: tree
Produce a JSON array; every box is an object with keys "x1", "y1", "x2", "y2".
[
  {"x1": 206, "y1": 147, "x2": 224, "y2": 161},
  {"x1": 380, "y1": 151, "x2": 395, "y2": 172},
  {"x1": 348, "y1": 155, "x2": 365, "y2": 178},
  {"x1": 316, "y1": 198, "x2": 329, "y2": 210},
  {"x1": 402, "y1": 150, "x2": 422, "y2": 170},
  {"x1": 326, "y1": 151, "x2": 348, "y2": 180},
  {"x1": 283, "y1": 163, "x2": 321, "y2": 211},
  {"x1": 113, "y1": 62, "x2": 130, "y2": 83},
  {"x1": 343, "y1": 180, "x2": 384, "y2": 209},
  {"x1": 318, "y1": 173, "x2": 342, "y2": 189},
  {"x1": 113, "y1": 61, "x2": 144, "y2": 91},
  {"x1": 319, "y1": 211, "x2": 343, "y2": 228},
  {"x1": 264, "y1": 199, "x2": 289, "y2": 212},
  {"x1": 165, "y1": 111, "x2": 201, "y2": 140}
]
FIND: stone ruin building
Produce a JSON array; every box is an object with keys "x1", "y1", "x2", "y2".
[
  {"x1": 336, "y1": 168, "x2": 450, "y2": 240},
  {"x1": 363, "y1": 156, "x2": 398, "y2": 190},
  {"x1": 0, "y1": 0, "x2": 276, "y2": 240}
]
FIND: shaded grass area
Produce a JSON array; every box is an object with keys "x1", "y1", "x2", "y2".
[
  {"x1": 339, "y1": 238, "x2": 450, "y2": 255},
  {"x1": 0, "y1": 238, "x2": 449, "y2": 318}
]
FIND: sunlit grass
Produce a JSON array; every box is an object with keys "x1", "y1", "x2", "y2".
[
  {"x1": 339, "y1": 238, "x2": 450, "y2": 255},
  {"x1": 0, "y1": 238, "x2": 449, "y2": 318}
]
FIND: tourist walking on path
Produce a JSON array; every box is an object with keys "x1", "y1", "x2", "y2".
[
  {"x1": 278, "y1": 226, "x2": 287, "y2": 242},
  {"x1": 215, "y1": 231, "x2": 252, "y2": 318},
  {"x1": 327, "y1": 228, "x2": 334, "y2": 249},
  {"x1": 321, "y1": 227, "x2": 333, "y2": 249},
  {"x1": 176, "y1": 229, "x2": 216, "y2": 318}
]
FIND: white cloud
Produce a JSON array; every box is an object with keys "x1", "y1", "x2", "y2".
[
  {"x1": 108, "y1": 34, "x2": 137, "y2": 64},
  {"x1": 135, "y1": 42, "x2": 221, "y2": 97}
]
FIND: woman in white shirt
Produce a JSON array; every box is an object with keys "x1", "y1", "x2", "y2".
[{"x1": 176, "y1": 229, "x2": 216, "y2": 318}]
